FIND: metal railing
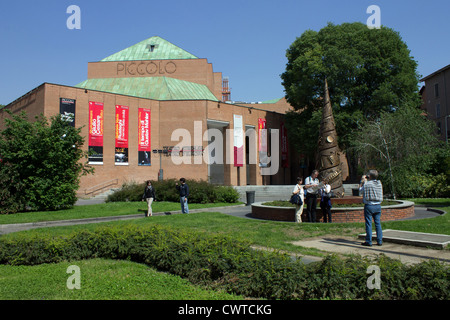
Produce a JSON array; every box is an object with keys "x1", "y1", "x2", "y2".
[{"x1": 84, "y1": 178, "x2": 119, "y2": 196}]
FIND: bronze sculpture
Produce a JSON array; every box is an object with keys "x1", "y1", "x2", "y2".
[{"x1": 317, "y1": 78, "x2": 345, "y2": 198}]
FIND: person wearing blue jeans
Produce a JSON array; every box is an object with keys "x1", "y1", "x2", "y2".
[
  {"x1": 359, "y1": 170, "x2": 383, "y2": 246},
  {"x1": 364, "y1": 204, "x2": 383, "y2": 246},
  {"x1": 176, "y1": 178, "x2": 189, "y2": 214}
]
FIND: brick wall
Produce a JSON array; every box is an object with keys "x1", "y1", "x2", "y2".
[
  {"x1": 251, "y1": 203, "x2": 415, "y2": 223},
  {"x1": 2, "y1": 83, "x2": 294, "y2": 196}
]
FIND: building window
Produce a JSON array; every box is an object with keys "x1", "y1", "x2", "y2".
[
  {"x1": 434, "y1": 83, "x2": 439, "y2": 98},
  {"x1": 146, "y1": 44, "x2": 157, "y2": 52},
  {"x1": 436, "y1": 104, "x2": 441, "y2": 118}
]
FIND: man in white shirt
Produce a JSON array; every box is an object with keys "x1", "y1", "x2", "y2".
[{"x1": 304, "y1": 170, "x2": 320, "y2": 222}]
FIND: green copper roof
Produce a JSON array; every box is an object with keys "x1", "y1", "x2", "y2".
[
  {"x1": 260, "y1": 97, "x2": 282, "y2": 104},
  {"x1": 101, "y1": 36, "x2": 198, "y2": 61},
  {"x1": 75, "y1": 77, "x2": 218, "y2": 101}
]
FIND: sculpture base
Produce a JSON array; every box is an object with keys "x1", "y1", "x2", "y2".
[{"x1": 251, "y1": 197, "x2": 415, "y2": 223}]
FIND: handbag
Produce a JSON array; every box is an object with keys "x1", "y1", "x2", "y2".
[{"x1": 290, "y1": 193, "x2": 303, "y2": 206}]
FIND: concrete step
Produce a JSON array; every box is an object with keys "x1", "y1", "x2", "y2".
[
  {"x1": 233, "y1": 186, "x2": 292, "y2": 202},
  {"x1": 292, "y1": 236, "x2": 450, "y2": 265},
  {"x1": 358, "y1": 229, "x2": 450, "y2": 249}
]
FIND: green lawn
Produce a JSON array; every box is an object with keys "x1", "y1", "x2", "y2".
[
  {"x1": 3, "y1": 199, "x2": 448, "y2": 257},
  {"x1": 0, "y1": 201, "x2": 242, "y2": 225},
  {"x1": 0, "y1": 198, "x2": 448, "y2": 300},
  {"x1": 382, "y1": 198, "x2": 450, "y2": 234},
  {"x1": 0, "y1": 258, "x2": 242, "y2": 300}
]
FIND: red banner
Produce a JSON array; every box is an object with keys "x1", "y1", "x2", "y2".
[
  {"x1": 138, "y1": 108, "x2": 151, "y2": 166},
  {"x1": 258, "y1": 118, "x2": 268, "y2": 167},
  {"x1": 138, "y1": 108, "x2": 151, "y2": 151},
  {"x1": 115, "y1": 105, "x2": 129, "y2": 164},
  {"x1": 115, "y1": 105, "x2": 129, "y2": 148},
  {"x1": 88, "y1": 101, "x2": 103, "y2": 147},
  {"x1": 258, "y1": 118, "x2": 267, "y2": 152}
]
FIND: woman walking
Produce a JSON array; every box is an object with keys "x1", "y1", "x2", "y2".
[{"x1": 142, "y1": 180, "x2": 156, "y2": 217}]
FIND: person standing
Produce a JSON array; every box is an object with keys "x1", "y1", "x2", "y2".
[
  {"x1": 304, "y1": 170, "x2": 320, "y2": 222},
  {"x1": 359, "y1": 170, "x2": 383, "y2": 246},
  {"x1": 319, "y1": 184, "x2": 333, "y2": 223},
  {"x1": 292, "y1": 177, "x2": 305, "y2": 223},
  {"x1": 175, "y1": 178, "x2": 189, "y2": 214},
  {"x1": 142, "y1": 180, "x2": 156, "y2": 217}
]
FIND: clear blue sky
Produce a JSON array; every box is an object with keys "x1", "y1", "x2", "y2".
[{"x1": 0, "y1": 0, "x2": 449, "y2": 105}]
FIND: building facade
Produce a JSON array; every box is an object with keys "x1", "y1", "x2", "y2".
[
  {"x1": 1, "y1": 36, "x2": 297, "y2": 197},
  {"x1": 420, "y1": 64, "x2": 450, "y2": 142}
]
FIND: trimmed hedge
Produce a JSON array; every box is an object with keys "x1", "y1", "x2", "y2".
[
  {"x1": 0, "y1": 225, "x2": 448, "y2": 300},
  {"x1": 106, "y1": 179, "x2": 240, "y2": 204}
]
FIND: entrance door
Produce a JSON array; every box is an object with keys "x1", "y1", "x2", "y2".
[
  {"x1": 245, "y1": 125, "x2": 257, "y2": 185},
  {"x1": 207, "y1": 119, "x2": 229, "y2": 185}
]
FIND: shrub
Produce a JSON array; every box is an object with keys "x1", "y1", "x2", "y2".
[
  {"x1": 394, "y1": 173, "x2": 450, "y2": 198},
  {"x1": 106, "y1": 179, "x2": 239, "y2": 204},
  {"x1": 422, "y1": 173, "x2": 450, "y2": 198},
  {"x1": 215, "y1": 185, "x2": 240, "y2": 203},
  {"x1": 0, "y1": 112, "x2": 93, "y2": 214}
]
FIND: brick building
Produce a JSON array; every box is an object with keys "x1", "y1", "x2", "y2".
[
  {"x1": 420, "y1": 64, "x2": 450, "y2": 142},
  {"x1": 0, "y1": 36, "x2": 296, "y2": 197}
]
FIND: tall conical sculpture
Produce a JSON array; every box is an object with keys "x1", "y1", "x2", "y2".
[{"x1": 317, "y1": 78, "x2": 344, "y2": 198}]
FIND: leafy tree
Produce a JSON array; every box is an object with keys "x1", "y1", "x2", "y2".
[
  {"x1": 353, "y1": 104, "x2": 444, "y2": 198},
  {"x1": 281, "y1": 22, "x2": 421, "y2": 178},
  {"x1": 0, "y1": 111, "x2": 93, "y2": 213},
  {"x1": 284, "y1": 107, "x2": 321, "y2": 161}
]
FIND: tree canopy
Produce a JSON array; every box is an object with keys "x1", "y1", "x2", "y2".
[
  {"x1": 281, "y1": 22, "x2": 422, "y2": 178},
  {"x1": 282, "y1": 22, "x2": 420, "y2": 116},
  {"x1": 0, "y1": 111, "x2": 93, "y2": 214},
  {"x1": 353, "y1": 104, "x2": 447, "y2": 198}
]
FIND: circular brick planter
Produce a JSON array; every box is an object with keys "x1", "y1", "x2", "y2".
[{"x1": 251, "y1": 197, "x2": 415, "y2": 223}]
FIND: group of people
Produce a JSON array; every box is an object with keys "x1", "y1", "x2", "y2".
[
  {"x1": 292, "y1": 169, "x2": 383, "y2": 247},
  {"x1": 292, "y1": 170, "x2": 333, "y2": 224},
  {"x1": 142, "y1": 169, "x2": 384, "y2": 248},
  {"x1": 141, "y1": 178, "x2": 189, "y2": 217}
]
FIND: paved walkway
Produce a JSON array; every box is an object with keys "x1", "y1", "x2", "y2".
[
  {"x1": 292, "y1": 235, "x2": 450, "y2": 265},
  {"x1": 1, "y1": 201, "x2": 448, "y2": 265},
  {"x1": 218, "y1": 205, "x2": 450, "y2": 265}
]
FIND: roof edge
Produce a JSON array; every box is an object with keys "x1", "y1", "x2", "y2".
[
  {"x1": 75, "y1": 76, "x2": 219, "y2": 102},
  {"x1": 420, "y1": 64, "x2": 450, "y2": 82},
  {"x1": 100, "y1": 36, "x2": 199, "y2": 62}
]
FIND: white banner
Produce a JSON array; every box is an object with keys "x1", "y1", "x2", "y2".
[{"x1": 233, "y1": 114, "x2": 243, "y2": 167}]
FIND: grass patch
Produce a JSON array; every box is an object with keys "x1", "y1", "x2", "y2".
[
  {"x1": 2, "y1": 223, "x2": 448, "y2": 300},
  {"x1": 0, "y1": 201, "x2": 242, "y2": 225},
  {"x1": 0, "y1": 258, "x2": 243, "y2": 300},
  {"x1": 1, "y1": 199, "x2": 448, "y2": 257},
  {"x1": 404, "y1": 198, "x2": 450, "y2": 206},
  {"x1": 1, "y1": 199, "x2": 448, "y2": 300},
  {"x1": 0, "y1": 211, "x2": 365, "y2": 257}
]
